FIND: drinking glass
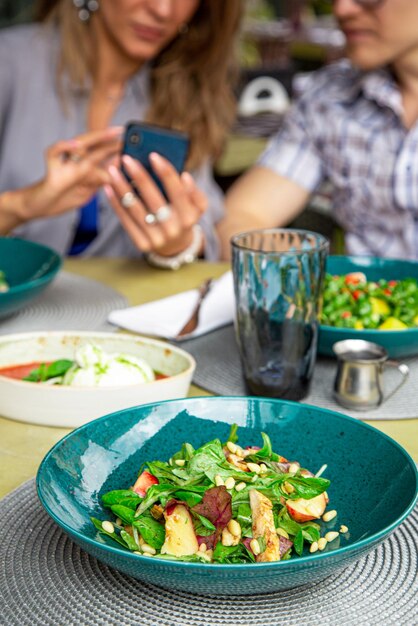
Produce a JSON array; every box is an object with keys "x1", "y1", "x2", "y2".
[{"x1": 231, "y1": 229, "x2": 329, "y2": 400}]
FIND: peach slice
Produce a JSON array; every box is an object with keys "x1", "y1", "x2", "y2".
[
  {"x1": 286, "y1": 493, "x2": 327, "y2": 522},
  {"x1": 132, "y1": 470, "x2": 159, "y2": 497},
  {"x1": 160, "y1": 504, "x2": 199, "y2": 557}
]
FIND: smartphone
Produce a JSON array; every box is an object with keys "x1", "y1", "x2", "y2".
[{"x1": 121, "y1": 122, "x2": 189, "y2": 199}]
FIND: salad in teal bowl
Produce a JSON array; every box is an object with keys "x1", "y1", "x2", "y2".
[
  {"x1": 37, "y1": 396, "x2": 418, "y2": 595},
  {"x1": 319, "y1": 255, "x2": 418, "y2": 357},
  {"x1": 0, "y1": 237, "x2": 61, "y2": 318}
]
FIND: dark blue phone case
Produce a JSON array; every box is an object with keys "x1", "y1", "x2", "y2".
[{"x1": 121, "y1": 122, "x2": 189, "y2": 199}]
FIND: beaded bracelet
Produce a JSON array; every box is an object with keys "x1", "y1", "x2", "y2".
[{"x1": 145, "y1": 224, "x2": 204, "y2": 270}]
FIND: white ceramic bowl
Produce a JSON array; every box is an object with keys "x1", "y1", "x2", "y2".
[{"x1": 0, "y1": 331, "x2": 196, "y2": 427}]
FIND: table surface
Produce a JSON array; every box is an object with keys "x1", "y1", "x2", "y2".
[{"x1": 1, "y1": 258, "x2": 417, "y2": 499}]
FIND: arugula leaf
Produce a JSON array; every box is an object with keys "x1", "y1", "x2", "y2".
[
  {"x1": 302, "y1": 526, "x2": 320, "y2": 544},
  {"x1": 146, "y1": 461, "x2": 186, "y2": 486},
  {"x1": 212, "y1": 542, "x2": 255, "y2": 564},
  {"x1": 133, "y1": 513, "x2": 165, "y2": 549},
  {"x1": 173, "y1": 489, "x2": 203, "y2": 507},
  {"x1": 226, "y1": 423, "x2": 239, "y2": 444},
  {"x1": 236, "y1": 502, "x2": 252, "y2": 537},
  {"x1": 120, "y1": 529, "x2": 140, "y2": 551},
  {"x1": 91, "y1": 517, "x2": 132, "y2": 550},
  {"x1": 193, "y1": 512, "x2": 216, "y2": 532},
  {"x1": 293, "y1": 529, "x2": 304, "y2": 556},
  {"x1": 110, "y1": 504, "x2": 136, "y2": 525},
  {"x1": 285, "y1": 475, "x2": 330, "y2": 499},
  {"x1": 102, "y1": 490, "x2": 141, "y2": 507},
  {"x1": 276, "y1": 509, "x2": 320, "y2": 540},
  {"x1": 192, "y1": 512, "x2": 217, "y2": 537},
  {"x1": 257, "y1": 536, "x2": 267, "y2": 553},
  {"x1": 171, "y1": 442, "x2": 195, "y2": 463},
  {"x1": 23, "y1": 359, "x2": 74, "y2": 382}
]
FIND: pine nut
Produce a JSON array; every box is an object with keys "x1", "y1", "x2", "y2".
[
  {"x1": 251, "y1": 475, "x2": 258, "y2": 483},
  {"x1": 235, "y1": 446, "x2": 245, "y2": 458},
  {"x1": 247, "y1": 462, "x2": 261, "y2": 474},
  {"x1": 322, "y1": 510, "x2": 337, "y2": 522},
  {"x1": 259, "y1": 463, "x2": 268, "y2": 473},
  {"x1": 115, "y1": 517, "x2": 122, "y2": 526},
  {"x1": 310, "y1": 541, "x2": 319, "y2": 553},
  {"x1": 228, "y1": 519, "x2": 241, "y2": 537},
  {"x1": 215, "y1": 474, "x2": 224, "y2": 486},
  {"x1": 235, "y1": 482, "x2": 246, "y2": 492},
  {"x1": 288, "y1": 463, "x2": 299, "y2": 474},
  {"x1": 175, "y1": 459, "x2": 185, "y2": 466},
  {"x1": 222, "y1": 528, "x2": 235, "y2": 547},
  {"x1": 226, "y1": 441, "x2": 237, "y2": 454},
  {"x1": 224, "y1": 476, "x2": 236, "y2": 490},
  {"x1": 250, "y1": 538, "x2": 261, "y2": 555},
  {"x1": 318, "y1": 537, "x2": 327, "y2": 551},
  {"x1": 141, "y1": 543, "x2": 157, "y2": 555},
  {"x1": 276, "y1": 527, "x2": 289, "y2": 539},
  {"x1": 134, "y1": 551, "x2": 142, "y2": 555},
  {"x1": 325, "y1": 531, "x2": 339, "y2": 543},
  {"x1": 339, "y1": 525, "x2": 349, "y2": 534},
  {"x1": 205, "y1": 549, "x2": 213, "y2": 560},
  {"x1": 102, "y1": 521, "x2": 114, "y2": 534},
  {"x1": 199, "y1": 543, "x2": 207, "y2": 553},
  {"x1": 142, "y1": 553, "x2": 153, "y2": 557},
  {"x1": 283, "y1": 482, "x2": 295, "y2": 494}
]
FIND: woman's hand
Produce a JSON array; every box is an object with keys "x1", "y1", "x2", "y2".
[
  {"x1": 0, "y1": 127, "x2": 122, "y2": 234},
  {"x1": 30, "y1": 127, "x2": 123, "y2": 217},
  {"x1": 105, "y1": 153, "x2": 207, "y2": 256}
]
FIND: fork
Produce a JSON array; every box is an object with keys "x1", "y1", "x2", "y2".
[{"x1": 176, "y1": 278, "x2": 213, "y2": 338}]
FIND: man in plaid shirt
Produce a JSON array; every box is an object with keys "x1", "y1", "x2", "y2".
[{"x1": 219, "y1": 0, "x2": 418, "y2": 260}]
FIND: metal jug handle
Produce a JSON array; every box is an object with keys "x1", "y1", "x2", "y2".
[{"x1": 383, "y1": 360, "x2": 409, "y2": 402}]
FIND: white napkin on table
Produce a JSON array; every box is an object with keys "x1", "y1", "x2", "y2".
[{"x1": 108, "y1": 271, "x2": 235, "y2": 340}]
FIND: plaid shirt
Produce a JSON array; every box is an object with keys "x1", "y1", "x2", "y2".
[{"x1": 259, "y1": 60, "x2": 418, "y2": 259}]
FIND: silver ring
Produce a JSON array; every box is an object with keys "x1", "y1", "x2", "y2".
[
  {"x1": 144, "y1": 213, "x2": 157, "y2": 225},
  {"x1": 155, "y1": 204, "x2": 172, "y2": 223},
  {"x1": 120, "y1": 191, "x2": 137, "y2": 209}
]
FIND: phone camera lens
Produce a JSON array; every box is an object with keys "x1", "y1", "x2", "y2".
[{"x1": 130, "y1": 132, "x2": 140, "y2": 145}]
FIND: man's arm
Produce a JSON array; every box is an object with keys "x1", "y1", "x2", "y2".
[{"x1": 217, "y1": 166, "x2": 311, "y2": 260}]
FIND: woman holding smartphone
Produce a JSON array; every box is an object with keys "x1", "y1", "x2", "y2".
[{"x1": 0, "y1": 0, "x2": 242, "y2": 265}]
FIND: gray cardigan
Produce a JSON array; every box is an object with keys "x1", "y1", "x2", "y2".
[{"x1": 0, "y1": 24, "x2": 224, "y2": 258}]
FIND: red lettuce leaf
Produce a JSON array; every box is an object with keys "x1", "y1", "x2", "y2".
[{"x1": 192, "y1": 486, "x2": 232, "y2": 530}]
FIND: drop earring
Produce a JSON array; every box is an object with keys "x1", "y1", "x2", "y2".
[
  {"x1": 178, "y1": 22, "x2": 189, "y2": 36},
  {"x1": 73, "y1": 0, "x2": 99, "y2": 22}
]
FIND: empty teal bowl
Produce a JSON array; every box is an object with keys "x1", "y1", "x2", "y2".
[
  {"x1": 319, "y1": 255, "x2": 418, "y2": 358},
  {"x1": 37, "y1": 396, "x2": 417, "y2": 595},
  {"x1": 0, "y1": 237, "x2": 62, "y2": 318}
]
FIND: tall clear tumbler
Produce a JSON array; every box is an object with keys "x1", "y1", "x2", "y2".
[{"x1": 231, "y1": 229, "x2": 329, "y2": 400}]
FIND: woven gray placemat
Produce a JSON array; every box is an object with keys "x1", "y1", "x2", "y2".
[
  {"x1": 175, "y1": 325, "x2": 418, "y2": 420},
  {"x1": 0, "y1": 480, "x2": 417, "y2": 626},
  {"x1": 0, "y1": 272, "x2": 127, "y2": 334}
]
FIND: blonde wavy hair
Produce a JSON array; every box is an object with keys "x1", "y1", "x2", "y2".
[{"x1": 36, "y1": 0, "x2": 243, "y2": 169}]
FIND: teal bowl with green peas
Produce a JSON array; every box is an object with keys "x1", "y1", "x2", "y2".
[
  {"x1": 319, "y1": 255, "x2": 418, "y2": 358},
  {"x1": 36, "y1": 396, "x2": 418, "y2": 595}
]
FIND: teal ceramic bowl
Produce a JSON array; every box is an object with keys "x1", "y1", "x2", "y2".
[
  {"x1": 0, "y1": 237, "x2": 62, "y2": 318},
  {"x1": 37, "y1": 396, "x2": 418, "y2": 595},
  {"x1": 319, "y1": 255, "x2": 418, "y2": 358}
]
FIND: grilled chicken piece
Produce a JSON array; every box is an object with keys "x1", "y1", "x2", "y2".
[{"x1": 249, "y1": 489, "x2": 280, "y2": 562}]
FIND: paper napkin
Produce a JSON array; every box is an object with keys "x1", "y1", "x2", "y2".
[{"x1": 108, "y1": 271, "x2": 235, "y2": 340}]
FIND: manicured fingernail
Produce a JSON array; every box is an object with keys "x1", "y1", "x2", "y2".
[
  {"x1": 181, "y1": 171, "x2": 195, "y2": 189},
  {"x1": 103, "y1": 184, "x2": 113, "y2": 198},
  {"x1": 109, "y1": 126, "x2": 124, "y2": 135},
  {"x1": 149, "y1": 152, "x2": 165, "y2": 167},
  {"x1": 108, "y1": 165, "x2": 121, "y2": 180}
]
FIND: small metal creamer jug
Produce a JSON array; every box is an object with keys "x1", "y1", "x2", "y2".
[{"x1": 333, "y1": 339, "x2": 409, "y2": 411}]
